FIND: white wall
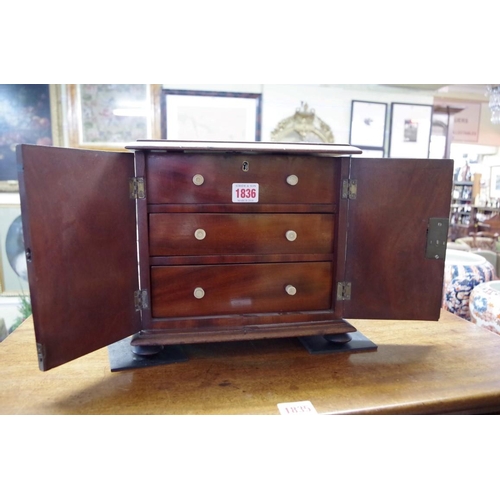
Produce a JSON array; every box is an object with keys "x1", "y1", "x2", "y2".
[{"x1": 477, "y1": 103, "x2": 500, "y2": 146}]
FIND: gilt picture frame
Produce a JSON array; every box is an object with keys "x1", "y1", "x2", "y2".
[
  {"x1": 349, "y1": 100, "x2": 387, "y2": 149},
  {"x1": 162, "y1": 89, "x2": 262, "y2": 141},
  {"x1": 66, "y1": 84, "x2": 162, "y2": 151},
  {"x1": 388, "y1": 102, "x2": 433, "y2": 158}
]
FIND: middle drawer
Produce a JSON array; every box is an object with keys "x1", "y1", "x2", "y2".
[{"x1": 149, "y1": 213, "x2": 334, "y2": 256}]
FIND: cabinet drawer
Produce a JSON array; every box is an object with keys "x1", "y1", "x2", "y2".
[
  {"x1": 146, "y1": 153, "x2": 336, "y2": 205},
  {"x1": 149, "y1": 213, "x2": 334, "y2": 256},
  {"x1": 150, "y1": 262, "x2": 333, "y2": 318}
]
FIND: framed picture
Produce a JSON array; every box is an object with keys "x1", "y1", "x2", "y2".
[
  {"x1": 349, "y1": 100, "x2": 387, "y2": 149},
  {"x1": 388, "y1": 103, "x2": 433, "y2": 158},
  {"x1": 0, "y1": 84, "x2": 54, "y2": 181},
  {"x1": 490, "y1": 166, "x2": 500, "y2": 199},
  {"x1": 66, "y1": 84, "x2": 162, "y2": 151},
  {"x1": 162, "y1": 90, "x2": 262, "y2": 141},
  {"x1": 0, "y1": 194, "x2": 28, "y2": 296}
]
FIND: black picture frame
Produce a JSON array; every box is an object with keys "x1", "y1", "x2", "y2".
[
  {"x1": 388, "y1": 102, "x2": 433, "y2": 158},
  {"x1": 349, "y1": 100, "x2": 387, "y2": 150},
  {"x1": 161, "y1": 89, "x2": 262, "y2": 141}
]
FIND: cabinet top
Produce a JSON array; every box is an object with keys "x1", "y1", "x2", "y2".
[{"x1": 125, "y1": 140, "x2": 362, "y2": 156}]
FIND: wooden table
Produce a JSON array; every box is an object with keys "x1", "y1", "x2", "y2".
[{"x1": 2, "y1": 310, "x2": 500, "y2": 414}]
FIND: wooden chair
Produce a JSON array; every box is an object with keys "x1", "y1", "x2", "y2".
[
  {"x1": 457, "y1": 232, "x2": 500, "y2": 252},
  {"x1": 477, "y1": 213, "x2": 500, "y2": 233}
]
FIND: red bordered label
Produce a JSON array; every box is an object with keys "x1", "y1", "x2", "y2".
[{"x1": 232, "y1": 183, "x2": 259, "y2": 203}]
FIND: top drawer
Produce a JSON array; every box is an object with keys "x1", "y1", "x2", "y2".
[{"x1": 146, "y1": 153, "x2": 337, "y2": 205}]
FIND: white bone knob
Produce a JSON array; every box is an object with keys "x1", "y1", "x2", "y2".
[
  {"x1": 194, "y1": 229, "x2": 206, "y2": 240},
  {"x1": 192, "y1": 174, "x2": 204, "y2": 186}
]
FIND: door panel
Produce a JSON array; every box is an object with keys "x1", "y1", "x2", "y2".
[
  {"x1": 343, "y1": 158, "x2": 453, "y2": 320},
  {"x1": 17, "y1": 145, "x2": 140, "y2": 370}
]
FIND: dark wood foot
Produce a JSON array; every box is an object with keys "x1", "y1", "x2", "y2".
[
  {"x1": 130, "y1": 332, "x2": 163, "y2": 356},
  {"x1": 131, "y1": 344, "x2": 164, "y2": 356},
  {"x1": 298, "y1": 331, "x2": 377, "y2": 355},
  {"x1": 107, "y1": 336, "x2": 188, "y2": 372},
  {"x1": 323, "y1": 333, "x2": 353, "y2": 344}
]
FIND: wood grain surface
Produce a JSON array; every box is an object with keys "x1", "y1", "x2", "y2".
[
  {"x1": 149, "y1": 213, "x2": 334, "y2": 256},
  {"x1": 17, "y1": 145, "x2": 141, "y2": 371},
  {"x1": 2, "y1": 311, "x2": 500, "y2": 415},
  {"x1": 344, "y1": 158, "x2": 453, "y2": 321}
]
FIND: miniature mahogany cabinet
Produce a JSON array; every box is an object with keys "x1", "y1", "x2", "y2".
[{"x1": 16, "y1": 141, "x2": 453, "y2": 371}]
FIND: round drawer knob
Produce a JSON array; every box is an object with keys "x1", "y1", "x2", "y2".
[
  {"x1": 286, "y1": 175, "x2": 299, "y2": 186},
  {"x1": 194, "y1": 229, "x2": 206, "y2": 240},
  {"x1": 192, "y1": 174, "x2": 205, "y2": 186},
  {"x1": 286, "y1": 230, "x2": 297, "y2": 242},
  {"x1": 194, "y1": 287, "x2": 205, "y2": 299},
  {"x1": 285, "y1": 285, "x2": 297, "y2": 296}
]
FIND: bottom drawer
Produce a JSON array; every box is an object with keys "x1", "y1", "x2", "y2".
[{"x1": 150, "y1": 262, "x2": 333, "y2": 318}]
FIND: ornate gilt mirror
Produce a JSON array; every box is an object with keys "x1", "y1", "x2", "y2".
[{"x1": 271, "y1": 102, "x2": 334, "y2": 143}]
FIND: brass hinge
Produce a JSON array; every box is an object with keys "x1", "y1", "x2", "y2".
[
  {"x1": 134, "y1": 289, "x2": 149, "y2": 311},
  {"x1": 336, "y1": 282, "x2": 351, "y2": 301},
  {"x1": 130, "y1": 177, "x2": 145, "y2": 199},
  {"x1": 342, "y1": 179, "x2": 357, "y2": 199},
  {"x1": 36, "y1": 342, "x2": 45, "y2": 371},
  {"x1": 426, "y1": 218, "x2": 449, "y2": 260}
]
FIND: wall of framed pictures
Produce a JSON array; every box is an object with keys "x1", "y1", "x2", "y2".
[
  {"x1": 6, "y1": 84, "x2": 500, "y2": 161},
  {"x1": 348, "y1": 98, "x2": 436, "y2": 158},
  {"x1": 260, "y1": 84, "x2": 434, "y2": 149},
  {"x1": 2, "y1": 84, "x2": 441, "y2": 160}
]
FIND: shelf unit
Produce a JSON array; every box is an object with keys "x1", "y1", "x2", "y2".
[
  {"x1": 449, "y1": 180, "x2": 474, "y2": 240},
  {"x1": 449, "y1": 171, "x2": 500, "y2": 239}
]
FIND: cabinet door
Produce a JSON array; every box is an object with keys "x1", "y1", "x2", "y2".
[
  {"x1": 342, "y1": 158, "x2": 453, "y2": 320},
  {"x1": 17, "y1": 145, "x2": 141, "y2": 371}
]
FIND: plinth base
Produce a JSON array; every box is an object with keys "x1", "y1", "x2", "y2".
[
  {"x1": 298, "y1": 330, "x2": 377, "y2": 355},
  {"x1": 107, "y1": 337, "x2": 188, "y2": 372}
]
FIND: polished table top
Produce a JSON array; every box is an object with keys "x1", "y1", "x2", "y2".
[{"x1": 2, "y1": 311, "x2": 500, "y2": 414}]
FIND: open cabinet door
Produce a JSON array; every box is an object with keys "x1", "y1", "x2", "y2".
[
  {"x1": 17, "y1": 145, "x2": 141, "y2": 371},
  {"x1": 342, "y1": 158, "x2": 453, "y2": 321}
]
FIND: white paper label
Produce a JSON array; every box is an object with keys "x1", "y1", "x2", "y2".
[
  {"x1": 277, "y1": 400, "x2": 318, "y2": 415},
  {"x1": 232, "y1": 183, "x2": 259, "y2": 203}
]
